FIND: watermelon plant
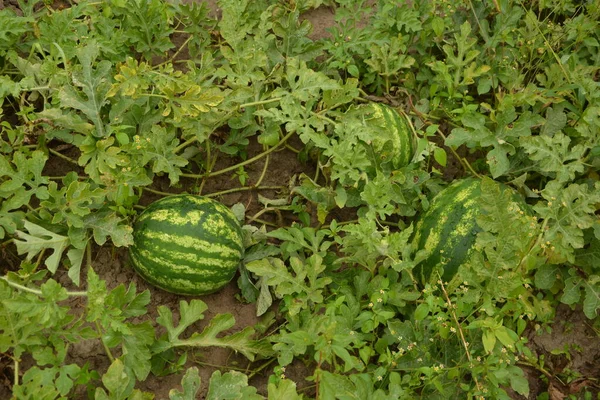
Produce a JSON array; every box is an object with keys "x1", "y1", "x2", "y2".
[
  {"x1": 0, "y1": 0, "x2": 599, "y2": 399},
  {"x1": 129, "y1": 195, "x2": 244, "y2": 295}
]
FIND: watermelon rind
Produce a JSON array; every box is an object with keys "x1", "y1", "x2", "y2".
[
  {"x1": 357, "y1": 102, "x2": 414, "y2": 168},
  {"x1": 412, "y1": 178, "x2": 528, "y2": 284},
  {"x1": 129, "y1": 195, "x2": 244, "y2": 296}
]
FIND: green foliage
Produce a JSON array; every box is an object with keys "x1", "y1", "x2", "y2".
[
  {"x1": 155, "y1": 299, "x2": 272, "y2": 360},
  {"x1": 1, "y1": 0, "x2": 599, "y2": 398}
]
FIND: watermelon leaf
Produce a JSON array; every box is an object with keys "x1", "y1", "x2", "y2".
[
  {"x1": 169, "y1": 367, "x2": 202, "y2": 400},
  {"x1": 583, "y1": 277, "x2": 600, "y2": 319},
  {"x1": 534, "y1": 181, "x2": 600, "y2": 260},
  {"x1": 14, "y1": 221, "x2": 70, "y2": 274},
  {"x1": 206, "y1": 370, "x2": 262, "y2": 400},
  {"x1": 475, "y1": 178, "x2": 538, "y2": 296},
  {"x1": 58, "y1": 41, "x2": 112, "y2": 139},
  {"x1": 156, "y1": 300, "x2": 208, "y2": 342},
  {"x1": 268, "y1": 379, "x2": 302, "y2": 400},
  {"x1": 238, "y1": 263, "x2": 260, "y2": 304},
  {"x1": 0, "y1": 150, "x2": 49, "y2": 215},
  {"x1": 507, "y1": 365, "x2": 530, "y2": 397},
  {"x1": 246, "y1": 255, "x2": 332, "y2": 316},
  {"x1": 520, "y1": 132, "x2": 586, "y2": 183},
  {"x1": 83, "y1": 209, "x2": 133, "y2": 247},
  {"x1": 178, "y1": 314, "x2": 272, "y2": 361},
  {"x1": 157, "y1": 300, "x2": 272, "y2": 361},
  {"x1": 95, "y1": 359, "x2": 137, "y2": 400},
  {"x1": 256, "y1": 277, "x2": 273, "y2": 317}
]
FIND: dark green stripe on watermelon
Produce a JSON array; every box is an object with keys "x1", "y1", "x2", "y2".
[
  {"x1": 129, "y1": 195, "x2": 244, "y2": 295},
  {"x1": 412, "y1": 178, "x2": 528, "y2": 284}
]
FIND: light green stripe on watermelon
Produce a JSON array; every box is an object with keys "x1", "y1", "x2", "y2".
[
  {"x1": 138, "y1": 208, "x2": 206, "y2": 225},
  {"x1": 129, "y1": 249, "x2": 232, "y2": 295},
  {"x1": 136, "y1": 247, "x2": 238, "y2": 274},
  {"x1": 139, "y1": 230, "x2": 241, "y2": 259}
]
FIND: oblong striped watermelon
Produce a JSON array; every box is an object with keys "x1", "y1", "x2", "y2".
[
  {"x1": 357, "y1": 102, "x2": 414, "y2": 168},
  {"x1": 412, "y1": 178, "x2": 527, "y2": 284},
  {"x1": 129, "y1": 195, "x2": 244, "y2": 295}
]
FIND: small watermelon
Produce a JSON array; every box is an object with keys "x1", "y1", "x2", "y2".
[
  {"x1": 412, "y1": 178, "x2": 528, "y2": 283},
  {"x1": 129, "y1": 195, "x2": 244, "y2": 295},
  {"x1": 354, "y1": 102, "x2": 414, "y2": 168}
]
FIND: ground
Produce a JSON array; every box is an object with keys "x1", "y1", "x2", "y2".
[{"x1": 0, "y1": 1, "x2": 599, "y2": 399}]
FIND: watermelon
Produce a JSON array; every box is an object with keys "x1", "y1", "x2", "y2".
[
  {"x1": 412, "y1": 178, "x2": 527, "y2": 284},
  {"x1": 129, "y1": 195, "x2": 244, "y2": 295},
  {"x1": 355, "y1": 102, "x2": 414, "y2": 168}
]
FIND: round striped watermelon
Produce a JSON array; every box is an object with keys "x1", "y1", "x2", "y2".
[
  {"x1": 412, "y1": 178, "x2": 527, "y2": 284},
  {"x1": 356, "y1": 102, "x2": 414, "y2": 168},
  {"x1": 129, "y1": 195, "x2": 244, "y2": 295}
]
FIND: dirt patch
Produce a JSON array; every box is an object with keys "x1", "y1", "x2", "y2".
[
  {"x1": 301, "y1": 6, "x2": 336, "y2": 41},
  {"x1": 504, "y1": 305, "x2": 600, "y2": 400},
  {"x1": 522, "y1": 305, "x2": 600, "y2": 399}
]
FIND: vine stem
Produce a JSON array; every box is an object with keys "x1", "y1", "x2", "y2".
[
  {"x1": 86, "y1": 240, "x2": 93, "y2": 270},
  {"x1": 284, "y1": 143, "x2": 300, "y2": 154},
  {"x1": 517, "y1": 0, "x2": 571, "y2": 84},
  {"x1": 401, "y1": 90, "x2": 481, "y2": 178},
  {"x1": 48, "y1": 148, "x2": 78, "y2": 166},
  {"x1": 14, "y1": 359, "x2": 19, "y2": 388},
  {"x1": 438, "y1": 279, "x2": 484, "y2": 395},
  {"x1": 206, "y1": 185, "x2": 284, "y2": 198},
  {"x1": 97, "y1": 320, "x2": 115, "y2": 363},
  {"x1": 142, "y1": 185, "x2": 285, "y2": 199},
  {"x1": 517, "y1": 218, "x2": 549, "y2": 272},
  {"x1": 466, "y1": 0, "x2": 486, "y2": 36},
  {"x1": 197, "y1": 139, "x2": 218, "y2": 195},
  {"x1": 253, "y1": 151, "x2": 270, "y2": 188},
  {"x1": 142, "y1": 186, "x2": 174, "y2": 197},
  {"x1": 251, "y1": 218, "x2": 279, "y2": 228},
  {"x1": 239, "y1": 97, "x2": 282, "y2": 108},
  {"x1": 247, "y1": 358, "x2": 277, "y2": 379},
  {"x1": 195, "y1": 361, "x2": 253, "y2": 374},
  {"x1": 0, "y1": 276, "x2": 87, "y2": 296},
  {"x1": 435, "y1": 128, "x2": 482, "y2": 178},
  {"x1": 155, "y1": 35, "x2": 192, "y2": 69},
  {"x1": 516, "y1": 360, "x2": 553, "y2": 379},
  {"x1": 247, "y1": 207, "x2": 277, "y2": 224},
  {"x1": 180, "y1": 130, "x2": 295, "y2": 180}
]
